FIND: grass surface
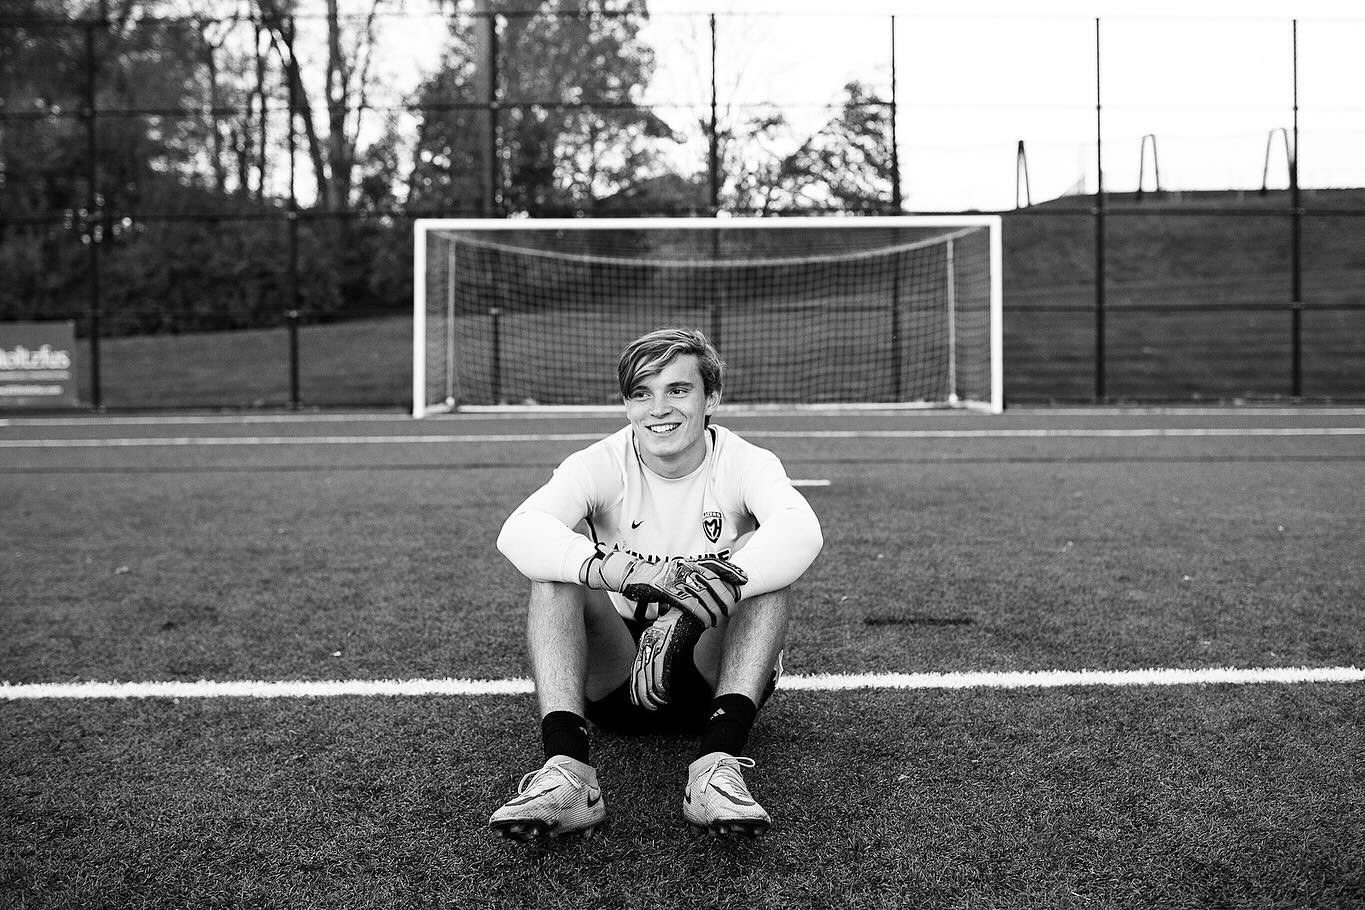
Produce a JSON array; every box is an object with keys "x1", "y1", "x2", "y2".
[
  {"x1": 4, "y1": 688, "x2": 1362, "y2": 909},
  {"x1": 2, "y1": 413, "x2": 1364, "y2": 908},
  {"x1": 5, "y1": 442, "x2": 1364, "y2": 682},
  {"x1": 73, "y1": 315, "x2": 413, "y2": 411}
]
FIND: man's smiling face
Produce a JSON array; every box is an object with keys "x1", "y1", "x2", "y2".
[{"x1": 624, "y1": 353, "x2": 719, "y2": 478}]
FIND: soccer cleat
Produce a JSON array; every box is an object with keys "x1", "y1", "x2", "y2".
[
  {"x1": 683, "y1": 751, "x2": 771, "y2": 838},
  {"x1": 489, "y1": 755, "x2": 606, "y2": 841},
  {"x1": 630, "y1": 607, "x2": 705, "y2": 710}
]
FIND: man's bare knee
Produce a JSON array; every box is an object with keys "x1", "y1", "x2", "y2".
[
  {"x1": 694, "y1": 587, "x2": 791, "y2": 694},
  {"x1": 728, "y1": 587, "x2": 791, "y2": 634},
  {"x1": 528, "y1": 581, "x2": 619, "y2": 629},
  {"x1": 526, "y1": 581, "x2": 634, "y2": 702}
]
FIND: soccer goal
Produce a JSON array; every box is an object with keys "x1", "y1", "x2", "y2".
[{"x1": 412, "y1": 216, "x2": 1002, "y2": 416}]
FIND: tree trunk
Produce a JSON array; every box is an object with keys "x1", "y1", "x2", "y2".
[
  {"x1": 283, "y1": 35, "x2": 329, "y2": 209},
  {"x1": 253, "y1": 19, "x2": 268, "y2": 200},
  {"x1": 204, "y1": 34, "x2": 227, "y2": 195},
  {"x1": 324, "y1": 0, "x2": 346, "y2": 210}
]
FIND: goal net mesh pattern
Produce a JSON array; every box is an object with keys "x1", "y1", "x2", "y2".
[{"x1": 419, "y1": 221, "x2": 995, "y2": 410}]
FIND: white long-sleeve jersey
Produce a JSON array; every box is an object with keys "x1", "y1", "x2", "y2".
[{"x1": 497, "y1": 424, "x2": 823, "y2": 621}]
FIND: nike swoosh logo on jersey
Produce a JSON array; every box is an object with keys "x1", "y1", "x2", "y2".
[{"x1": 631, "y1": 520, "x2": 643, "y2": 529}]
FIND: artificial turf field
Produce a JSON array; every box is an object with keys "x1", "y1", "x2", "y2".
[{"x1": 1, "y1": 408, "x2": 1363, "y2": 909}]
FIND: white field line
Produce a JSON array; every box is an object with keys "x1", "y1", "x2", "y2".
[
  {"x1": 5, "y1": 406, "x2": 1365, "y2": 428},
  {"x1": 2, "y1": 666, "x2": 1360, "y2": 701},
  {"x1": 3, "y1": 427, "x2": 1365, "y2": 449},
  {"x1": 0, "y1": 413, "x2": 412, "y2": 427}
]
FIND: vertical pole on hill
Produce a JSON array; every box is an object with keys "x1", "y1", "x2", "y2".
[
  {"x1": 1093, "y1": 17, "x2": 1107, "y2": 402},
  {"x1": 1015, "y1": 141, "x2": 1031, "y2": 208},
  {"x1": 1290, "y1": 19, "x2": 1302, "y2": 397},
  {"x1": 84, "y1": 18, "x2": 103, "y2": 409}
]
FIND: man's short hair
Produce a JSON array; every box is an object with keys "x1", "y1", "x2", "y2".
[{"x1": 617, "y1": 327, "x2": 726, "y2": 399}]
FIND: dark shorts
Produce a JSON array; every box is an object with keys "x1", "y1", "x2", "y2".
[{"x1": 583, "y1": 615, "x2": 779, "y2": 737}]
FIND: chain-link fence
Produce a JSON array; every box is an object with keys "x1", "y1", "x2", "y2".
[{"x1": 2, "y1": 2, "x2": 1363, "y2": 409}]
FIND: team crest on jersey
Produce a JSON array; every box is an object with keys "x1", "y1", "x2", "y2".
[{"x1": 702, "y1": 510, "x2": 723, "y2": 543}]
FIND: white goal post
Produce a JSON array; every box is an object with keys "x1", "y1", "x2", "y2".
[{"x1": 412, "y1": 216, "x2": 1003, "y2": 416}]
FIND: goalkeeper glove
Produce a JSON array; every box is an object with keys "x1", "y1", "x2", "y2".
[
  {"x1": 580, "y1": 548, "x2": 748, "y2": 628},
  {"x1": 629, "y1": 608, "x2": 705, "y2": 710}
]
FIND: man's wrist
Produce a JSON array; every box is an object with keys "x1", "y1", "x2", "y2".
[
  {"x1": 579, "y1": 548, "x2": 601, "y2": 586},
  {"x1": 582, "y1": 546, "x2": 634, "y2": 590}
]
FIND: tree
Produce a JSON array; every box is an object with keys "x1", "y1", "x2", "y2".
[
  {"x1": 781, "y1": 81, "x2": 897, "y2": 213},
  {"x1": 409, "y1": 0, "x2": 675, "y2": 216},
  {"x1": 716, "y1": 81, "x2": 897, "y2": 215},
  {"x1": 711, "y1": 105, "x2": 792, "y2": 216},
  {"x1": 254, "y1": 0, "x2": 390, "y2": 211},
  {"x1": 0, "y1": 0, "x2": 225, "y2": 324},
  {"x1": 196, "y1": 12, "x2": 278, "y2": 200},
  {"x1": 0, "y1": 0, "x2": 86, "y2": 224}
]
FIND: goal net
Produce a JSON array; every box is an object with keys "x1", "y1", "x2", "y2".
[{"x1": 413, "y1": 216, "x2": 1002, "y2": 415}]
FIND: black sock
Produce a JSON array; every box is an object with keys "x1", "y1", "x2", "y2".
[
  {"x1": 541, "y1": 711, "x2": 590, "y2": 764},
  {"x1": 696, "y1": 693, "x2": 758, "y2": 758}
]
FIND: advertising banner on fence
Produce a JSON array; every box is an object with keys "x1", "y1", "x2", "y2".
[{"x1": 0, "y1": 321, "x2": 80, "y2": 408}]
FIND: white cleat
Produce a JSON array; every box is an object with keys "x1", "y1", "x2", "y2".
[
  {"x1": 683, "y1": 752, "x2": 772, "y2": 838},
  {"x1": 489, "y1": 755, "x2": 605, "y2": 841}
]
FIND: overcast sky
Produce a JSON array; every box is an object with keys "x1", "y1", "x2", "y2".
[
  {"x1": 633, "y1": 0, "x2": 1365, "y2": 209},
  {"x1": 360, "y1": 1, "x2": 1363, "y2": 210}
]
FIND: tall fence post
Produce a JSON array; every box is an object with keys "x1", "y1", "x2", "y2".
[
  {"x1": 885, "y1": 10, "x2": 905, "y2": 398},
  {"x1": 706, "y1": 12, "x2": 722, "y2": 347},
  {"x1": 1093, "y1": 17, "x2": 1107, "y2": 402},
  {"x1": 83, "y1": 16, "x2": 103, "y2": 409},
  {"x1": 286, "y1": 15, "x2": 301, "y2": 409},
  {"x1": 889, "y1": 14, "x2": 901, "y2": 213},
  {"x1": 475, "y1": 0, "x2": 499, "y2": 217},
  {"x1": 1290, "y1": 18, "x2": 1302, "y2": 398},
  {"x1": 708, "y1": 13, "x2": 719, "y2": 215}
]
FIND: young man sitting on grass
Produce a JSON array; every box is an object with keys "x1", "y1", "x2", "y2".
[{"x1": 492, "y1": 327, "x2": 823, "y2": 840}]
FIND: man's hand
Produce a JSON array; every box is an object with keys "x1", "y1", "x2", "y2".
[
  {"x1": 629, "y1": 557, "x2": 746, "y2": 627},
  {"x1": 659, "y1": 556, "x2": 747, "y2": 627},
  {"x1": 582, "y1": 549, "x2": 747, "y2": 627}
]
